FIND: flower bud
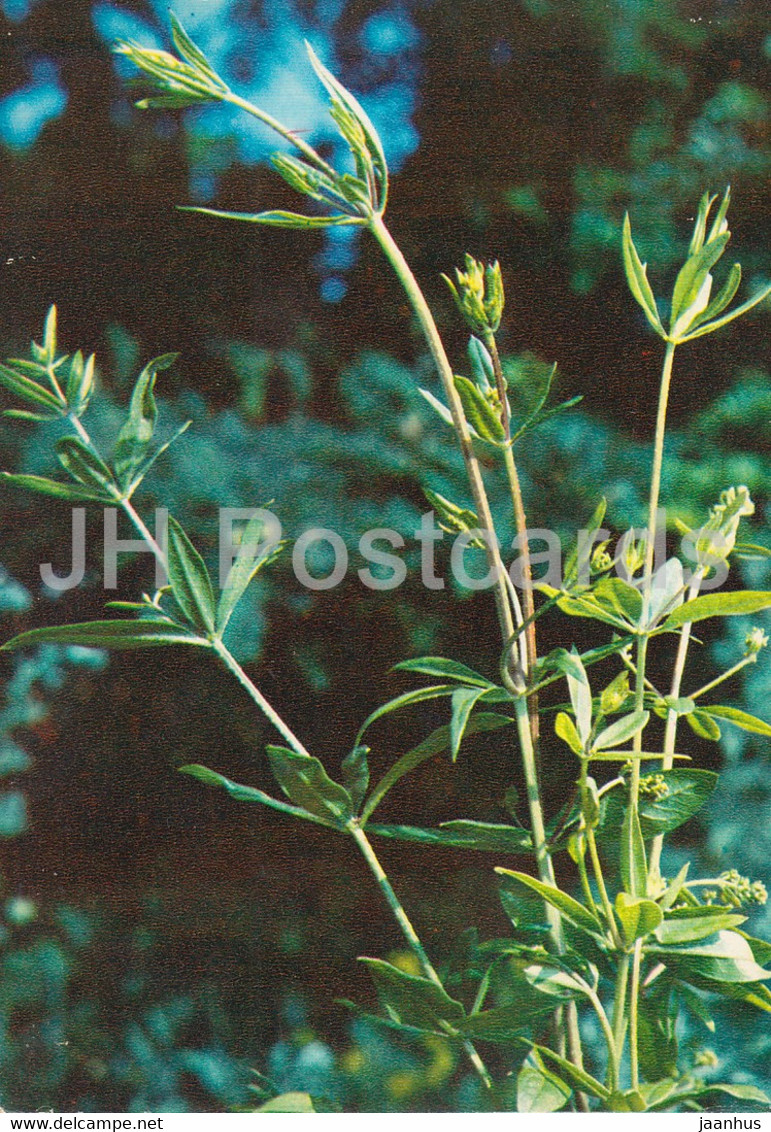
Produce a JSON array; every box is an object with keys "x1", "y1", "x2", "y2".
[{"x1": 443, "y1": 255, "x2": 504, "y2": 335}]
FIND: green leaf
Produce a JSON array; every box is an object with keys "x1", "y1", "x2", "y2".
[
  {"x1": 65, "y1": 351, "x2": 96, "y2": 414},
  {"x1": 2, "y1": 409, "x2": 59, "y2": 422},
  {"x1": 494, "y1": 870, "x2": 602, "y2": 936},
  {"x1": 522, "y1": 963, "x2": 587, "y2": 1000},
  {"x1": 267, "y1": 745, "x2": 352, "y2": 828},
  {"x1": 516, "y1": 1053, "x2": 571, "y2": 1113},
  {"x1": 360, "y1": 712, "x2": 512, "y2": 822},
  {"x1": 358, "y1": 957, "x2": 464, "y2": 1032},
  {"x1": 593, "y1": 710, "x2": 649, "y2": 751},
  {"x1": 679, "y1": 282, "x2": 771, "y2": 342},
  {"x1": 393, "y1": 656, "x2": 493, "y2": 687},
  {"x1": 598, "y1": 769, "x2": 718, "y2": 840},
  {"x1": 649, "y1": 930, "x2": 771, "y2": 984},
  {"x1": 113, "y1": 355, "x2": 176, "y2": 490},
  {"x1": 555, "y1": 711, "x2": 583, "y2": 755},
  {"x1": 181, "y1": 206, "x2": 360, "y2": 228},
  {"x1": 615, "y1": 893, "x2": 663, "y2": 946},
  {"x1": 621, "y1": 215, "x2": 664, "y2": 336},
  {"x1": 179, "y1": 763, "x2": 329, "y2": 827},
  {"x1": 166, "y1": 516, "x2": 217, "y2": 635},
  {"x1": 367, "y1": 820, "x2": 531, "y2": 854},
  {"x1": 659, "y1": 862, "x2": 690, "y2": 910},
  {"x1": 684, "y1": 708, "x2": 722, "y2": 741},
  {"x1": 670, "y1": 232, "x2": 730, "y2": 330},
  {"x1": 663, "y1": 590, "x2": 771, "y2": 630},
  {"x1": 450, "y1": 685, "x2": 489, "y2": 761},
  {"x1": 216, "y1": 511, "x2": 283, "y2": 635},
  {"x1": 529, "y1": 1042, "x2": 611, "y2": 1100},
  {"x1": 0, "y1": 472, "x2": 110, "y2": 503},
  {"x1": 255, "y1": 1091, "x2": 314, "y2": 1109},
  {"x1": 703, "y1": 704, "x2": 771, "y2": 737},
  {"x1": 562, "y1": 497, "x2": 607, "y2": 586},
  {"x1": 453, "y1": 374, "x2": 505, "y2": 442},
  {"x1": 459, "y1": 999, "x2": 552, "y2": 1043},
  {"x1": 169, "y1": 12, "x2": 224, "y2": 85},
  {"x1": 341, "y1": 745, "x2": 369, "y2": 813},
  {"x1": 1, "y1": 620, "x2": 207, "y2": 651},
  {"x1": 592, "y1": 577, "x2": 643, "y2": 626},
  {"x1": 638, "y1": 979, "x2": 677, "y2": 1083},
  {"x1": 620, "y1": 804, "x2": 647, "y2": 897},
  {"x1": 655, "y1": 908, "x2": 746, "y2": 946},
  {"x1": 42, "y1": 303, "x2": 57, "y2": 362},
  {"x1": 305, "y1": 41, "x2": 388, "y2": 210},
  {"x1": 690, "y1": 261, "x2": 741, "y2": 328},
  {"x1": 55, "y1": 437, "x2": 116, "y2": 495},
  {"x1": 687, "y1": 191, "x2": 717, "y2": 256},
  {"x1": 355, "y1": 685, "x2": 455, "y2": 745},
  {"x1": 565, "y1": 652, "x2": 592, "y2": 745},
  {"x1": 0, "y1": 361, "x2": 63, "y2": 410}
]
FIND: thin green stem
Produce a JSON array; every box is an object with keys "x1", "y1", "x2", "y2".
[
  {"x1": 690, "y1": 655, "x2": 755, "y2": 700},
  {"x1": 371, "y1": 213, "x2": 586, "y2": 1081},
  {"x1": 574, "y1": 976, "x2": 618, "y2": 1094},
  {"x1": 586, "y1": 826, "x2": 620, "y2": 947},
  {"x1": 212, "y1": 639, "x2": 313, "y2": 759},
  {"x1": 649, "y1": 572, "x2": 702, "y2": 879},
  {"x1": 349, "y1": 823, "x2": 493, "y2": 1090},
  {"x1": 577, "y1": 838, "x2": 598, "y2": 919},
  {"x1": 370, "y1": 214, "x2": 518, "y2": 658},
  {"x1": 629, "y1": 939, "x2": 643, "y2": 1090},
  {"x1": 610, "y1": 953, "x2": 630, "y2": 1090},
  {"x1": 67, "y1": 412, "x2": 168, "y2": 571},
  {"x1": 630, "y1": 340, "x2": 676, "y2": 812}
]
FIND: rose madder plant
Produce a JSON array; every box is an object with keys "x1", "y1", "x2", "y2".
[{"x1": 2, "y1": 19, "x2": 771, "y2": 1113}]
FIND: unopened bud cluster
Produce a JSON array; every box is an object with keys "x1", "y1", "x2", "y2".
[
  {"x1": 443, "y1": 255, "x2": 505, "y2": 336},
  {"x1": 715, "y1": 869, "x2": 768, "y2": 908},
  {"x1": 638, "y1": 773, "x2": 670, "y2": 802},
  {"x1": 744, "y1": 626, "x2": 769, "y2": 658}
]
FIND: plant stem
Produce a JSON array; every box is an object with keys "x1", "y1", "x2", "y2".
[
  {"x1": 690, "y1": 655, "x2": 755, "y2": 700},
  {"x1": 648, "y1": 572, "x2": 702, "y2": 879},
  {"x1": 349, "y1": 822, "x2": 493, "y2": 1090},
  {"x1": 629, "y1": 939, "x2": 643, "y2": 1090},
  {"x1": 630, "y1": 339, "x2": 677, "y2": 806},
  {"x1": 67, "y1": 412, "x2": 168, "y2": 572},
  {"x1": 372, "y1": 213, "x2": 586, "y2": 1083},
  {"x1": 370, "y1": 215, "x2": 518, "y2": 657},
  {"x1": 586, "y1": 825, "x2": 620, "y2": 946},
  {"x1": 610, "y1": 953, "x2": 630, "y2": 1089},
  {"x1": 212, "y1": 639, "x2": 313, "y2": 759}
]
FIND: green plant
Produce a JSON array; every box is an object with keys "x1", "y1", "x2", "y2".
[{"x1": 1, "y1": 20, "x2": 770, "y2": 1112}]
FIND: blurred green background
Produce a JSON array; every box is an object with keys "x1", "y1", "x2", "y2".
[{"x1": 0, "y1": 0, "x2": 768, "y2": 1111}]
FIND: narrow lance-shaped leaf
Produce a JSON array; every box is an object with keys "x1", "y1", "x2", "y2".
[
  {"x1": 495, "y1": 869, "x2": 603, "y2": 935},
  {"x1": 663, "y1": 590, "x2": 771, "y2": 630},
  {"x1": 621, "y1": 215, "x2": 664, "y2": 336},
  {"x1": 55, "y1": 436, "x2": 117, "y2": 495},
  {"x1": 449, "y1": 685, "x2": 489, "y2": 761},
  {"x1": 113, "y1": 354, "x2": 177, "y2": 491},
  {"x1": 702, "y1": 705, "x2": 771, "y2": 737},
  {"x1": 179, "y1": 763, "x2": 330, "y2": 827},
  {"x1": 0, "y1": 472, "x2": 109, "y2": 503},
  {"x1": 267, "y1": 745, "x2": 353, "y2": 828},
  {"x1": 1, "y1": 620, "x2": 208, "y2": 652},
  {"x1": 305, "y1": 41, "x2": 388, "y2": 211},
  {"x1": 166, "y1": 516, "x2": 217, "y2": 635},
  {"x1": 593, "y1": 710, "x2": 649, "y2": 752},
  {"x1": 453, "y1": 374, "x2": 505, "y2": 442},
  {"x1": 670, "y1": 232, "x2": 730, "y2": 331},
  {"x1": 0, "y1": 361, "x2": 63, "y2": 411},
  {"x1": 679, "y1": 281, "x2": 771, "y2": 342},
  {"x1": 217, "y1": 510, "x2": 284, "y2": 635},
  {"x1": 360, "y1": 712, "x2": 512, "y2": 823}
]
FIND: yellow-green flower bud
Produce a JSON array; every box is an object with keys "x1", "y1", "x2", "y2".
[{"x1": 443, "y1": 255, "x2": 505, "y2": 335}]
